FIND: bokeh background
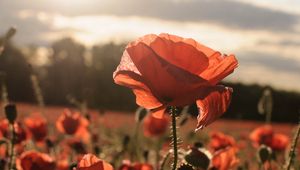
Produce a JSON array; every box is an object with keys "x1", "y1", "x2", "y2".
[{"x1": 0, "y1": 0, "x2": 300, "y2": 122}]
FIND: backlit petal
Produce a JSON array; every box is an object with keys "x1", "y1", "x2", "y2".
[
  {"x1": 196, "y1": 86, "x2": 232, "y2": 130},
  {"x1": 126, "y1": 42, "x2": 212, "y2": 106}
]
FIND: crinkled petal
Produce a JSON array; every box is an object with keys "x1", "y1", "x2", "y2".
[
  {"x1": 271, "y1": 133, "x2": 289, "y2": 151},
  {"x1": 126, "y1": 41, "x2": 212, "y2": 106},
  {"x1": 158, "y1": 33, "x2": 216, "y2": 57},
  {"x1": 114, "y1": 50, "x2": 162, "y2": 109},
  {"x1": 150, "y1": 106, "x2": 166, "y2": 119},
  {"x1": 132, "y1": 34, "x2": 209, "y2": 75},
  {"x1": 77, "y1": 154, "x2": 113, "y2": 170},
  {"x1": 114, "y1": 71, "x2": 162, "y2": 110},
  {"x1": 196, "y1": 86, "x2": 232, "y2": 130},
  {"x1": 199, "y1": 54, "x2": 238, "y2": 85}
]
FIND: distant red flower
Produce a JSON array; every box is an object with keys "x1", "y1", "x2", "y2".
[
  {"x1": 76, "y1": 154, "x2": 113, "y2": 170},
  {"x1": 212, "y1": 147, "x2": 239, "y2": 170},
  {"x1": 18, "y1": 151, "x2": 56, "y2": 170},
  {"x1": 113, "y1": 33, "x2": 238, "y2": 130},
  {"x1": 143, "y1": 112, "x2": 169, "y2": 137},
  {"x1": 119, "y1": 160, "x2": 153, "y2": 170},
  {"x1": 24, "y1": 116, "x2": 48, "y2": 142},
  {"x1": 0, "y1": 119, "x2": 27, "y2": 144},
  {"x1": 56, "y1": 160, "x2": 69, "y2": 170},
  {"x1": 249, "y1": 125, "x2": 289, "y2": 151},
  {"x1": 209, "y1": 131, "x2": 236, "y2": 152},
  {"x1": 56, "y1": 109, "x2": 89, "y2": 140}
]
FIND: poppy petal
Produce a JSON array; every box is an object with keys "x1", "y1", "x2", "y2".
[
  {"x1": 150, "y1": 107, "x2": 166, "y2": 119},
  {"x1": 132, "y1": 34, "x2": 209, "y2": 75},
  {"x1": 200, "y1": 54, "x2": 238, "y2": 85},
  {"x1": 158, "y1": 33, "x2": 216, "y2": 57},
  {"x1": 126, "y1": 41, "x2": 212, "y2": 106},
  {"x1": 77, "y1": 154, "x2": 113, "y2": 170},
  {"x1": 114, "y1": 50, "x2": 162, "y2": 109},
  {"x1": 196, "y1": 86, "x2": 232, "y2": 130},
  {"x1": 114, "y1": 72, "x2": 163, "y2": 110},
  {"x1": 158, "y1": 33, "x2": 238, "y2": 85}
]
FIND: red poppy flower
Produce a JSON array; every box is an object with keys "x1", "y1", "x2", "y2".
[
  {"x1": 119, "y1": 160, "x2": 153, "y2": 170},
  {"x1": 143, "y1": 113, "x2": 169, "y2": 137},
  {"x1": 249, "y1": 125, "x2": 289, "y2": 151},
  {"x1": 0, "y1": 119, "x2": 27, "y2": 144},
  {"x1": 56, "y1": 160, "x2": 69, "y2": 170},
  {"x1": 24, "y1": 116, "x2": 48, "y2": 142},
  {"x1": 76, "y1": 154, "x2": 113, "y2": 170},
  {"x1": 18, "y1": 151, "x2": 56, "y2": 170},
  {"x1": 56, "y1": 109, "x2": 89, "y2": 140},
  {"x1": 209, "y1": 131, "x2": 236, "y2": 152},
  {"x1": 113, "y1": 33, "x2": 238, "y2": 130},
  {"x1": 212, "y1": 147, "x2": 239, "y2": 170}
]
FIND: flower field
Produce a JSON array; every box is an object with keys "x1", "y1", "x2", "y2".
[{"x1": 0, "y1": 102, "x2": 297, "y2": 170}]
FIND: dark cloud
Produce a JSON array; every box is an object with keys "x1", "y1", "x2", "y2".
[
  {"x1": 258, "y1": 39, "x2": 300, "y2": 47},
  {"x1": 93, "y1": 0, "x2": 299, "y2": 31},
  {"x1": 238, "y1": 51, "x2": 300, "y2": 73},
  {"x1": 1, "y1": 0, "x2": 299, "y2": 32}
]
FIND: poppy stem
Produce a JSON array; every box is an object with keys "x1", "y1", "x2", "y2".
[
  {"x1": 8, "y1": 123, "x2": 15, "y2": 170},
  {"x1": 30, "y1": 74, "x2": 45, "y2": 115},
  {"x1": 285, "y1": 119, "x2": 300, "y2": 170},
  {"x1": 170, "y1": 106, "x2": 178, "y2": 170},
  {"x1": 160, "y1": 151, "x2": 171, "y2": 170}
]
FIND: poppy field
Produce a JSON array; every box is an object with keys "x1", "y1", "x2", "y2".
[
  {"x1": 0, "y1": 102, "x2": 297, "y2": 170},
  {"x1": 0, "y1": 30, "x2": 300, "y2": 170}
]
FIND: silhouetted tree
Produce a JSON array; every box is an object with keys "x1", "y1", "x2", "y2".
[{"x1": 0, "y1": 39, "x2": 34, "y2": 102}]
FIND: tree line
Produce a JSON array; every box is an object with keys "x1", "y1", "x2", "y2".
[{"x1": 0, "y1": 37, "x2": 299, "y2": 123}]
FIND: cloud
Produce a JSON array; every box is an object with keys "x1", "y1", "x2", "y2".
[
  {"x1": 258, "y1": 39, "x2": 300, "y2": 47},
  {"x1": 230, "y1": 63, "x2": 300, "y2": 92},
  {"x1": 95, "y1": 0, "x2": 299, "y2": 32},
  {"x1": 1, "y1": 0, "x2": 299, "y2": 32},
  {"x1": 226, "y1": 50, "x2": 300, "y2": 91},
  {"x1": 237, "y1": 50, "x2": 300, "y2": 73}
]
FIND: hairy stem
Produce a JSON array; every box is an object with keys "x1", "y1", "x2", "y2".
[
  {"x1": 286, "y1": 121, "x2": 300, "y2": 170},
  {"x1": 171, "y1": 106, "x2": 178, "y2": 170},
  {"x1": 160, "y1": 151, "x2": 171, "y2": 170},
  {"x1": 8, "y1": 123, "x2": 15, "y2": 170}
]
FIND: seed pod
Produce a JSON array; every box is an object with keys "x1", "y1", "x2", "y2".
[
  {"x1": 4, "y1": 104, "x2": 17, "y2": 124},
  {"x1": 257, "y1": 145, "x2": 272, "y2": 164},
  {"x1": 135, "y1": 107, "x2": 148, "y2": 122},
  {"x1": 258, "y1": 88, "x2": 273, "y2": 116},
  {"x1": 184, "y1": 147, "x2": 211, "y2": 170}
]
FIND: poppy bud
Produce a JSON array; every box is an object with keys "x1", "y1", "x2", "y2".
[
  {"x1": 93, "y1": 146, "x2": 101, "y2": 155},
  {"x1": 4, "y1": 104, "x2": 17, "y2": 124},
  {"x1": 193, "y1": 142, "x2": 204, "y2": 148},
  {"x1": 0, "y1": 159, "x2": 6, "y2": 170},
  {"x1": 122, "y1": 135, "x2": 130, "y2": 148},
  {"x1": 184, "y1": 147, "x2": 211, "y2": 170},
  {"x1": 135, "y1": 107, "x2": 148, "y2": 122},
  {"x1": 257, "y1": 145, "x2": 272, "y2": 164},
  {"x1": 45, "y1": 138, "x2": 54, "y2": 148},
  {"x1": 143, "y1": 150, "x2": 149, "y2": 161},
  {"x1": 69, "y1": 162, "x2": 77, "y2": 170}
]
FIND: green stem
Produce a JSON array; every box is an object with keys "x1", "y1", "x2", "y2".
[
  {"x1": 266, "y1": 111, "x2": 272, "y2": 124},
  {"x1": 286, "y1": 121, "x2": 300, "y2": 170},
  {"x1": 8, "y1": 123, "x2": 15, "y2": 170},
  {"x1": 160, "y1": 152, "x2": 171, "y2": 170},
  {"x1": 171, "y1": 106, "x2": 178, "y2": 170}
]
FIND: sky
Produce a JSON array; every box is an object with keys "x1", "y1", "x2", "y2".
[{"x1": 0, "y1": 0, "x2": 300, "y2": 92}]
